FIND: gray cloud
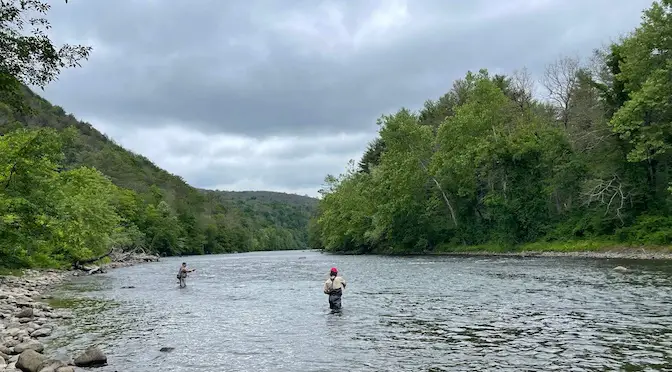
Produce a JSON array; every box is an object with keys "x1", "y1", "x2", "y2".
[{"x1": 36, "y1": 0, "x2": 654, "y2": 194}]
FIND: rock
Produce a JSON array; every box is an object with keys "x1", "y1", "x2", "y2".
[
  {"x1": 13, "y1": 340, "x2": 44, "y2": 354},
  {"x1": 159, "y1": 347, "x2": 174, "y2": 352},
  {"x1": 7, "y1": 328, "x2": 21, "y2": 337},
  {"x1": 0, "y1": 356, "x2": 6, "y2": 369},
  {"x1": 0, "y1": 350, "x2": 9, "y2": 361},
  {"x1": 16, "y1": 349, "x2": 46, "y2": 372},
  {"x1": 614, "y1": 266, "x2": 628, "y2": 272},
  {"x1": 36, "y1": 359, "x2": 69, "y2": 372},
  {"x1": 4, "y1": 338, "x2": 20, "y2": 348},
  {"x1": 73, "y1": 346, "x2": 107, "y2": 367},
  {"x1": 30, "y1": 328, "x2": 52, "y2": 338},
  {"x1": 55, "y1": 367, "x2": 75, "y2": 372}
]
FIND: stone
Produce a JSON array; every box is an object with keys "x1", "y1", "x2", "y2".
[
  {"x1": 0, "y1": 350, "x2": 9, "y2": 361},
  {"x1": 0, "y1": 355, "x2": 6, "y2": 369},
  {"x1": 73, "y1": 346, "x2": 107, "y2": 367},
  {"x1": 7, "y1": 328, "x2": 21, "y2": 337},
  {"x1": 13, "y1": 340, "x2": 44, "y2": 354},
  {"x1": 55, "y1": 367, "x2": 75, "y2": 372},
  {"x1": 30, "y1": 328, "x2": 51, "y2": 338},
  {"x1": 37, "y1": 359, "x2": 69, "y2": 372},
  {"x1": 16, "y1": 349, "x2": 46, "y2": 372},
  {"x1": 15, "y1": 303, "x2": 33, "y2": 310}
]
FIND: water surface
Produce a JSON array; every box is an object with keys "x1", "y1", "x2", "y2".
[{"x1": 48, "y1": 251, "x2": 672, "y2": 371}]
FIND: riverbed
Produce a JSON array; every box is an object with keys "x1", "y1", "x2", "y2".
[{"x1": 46, "y1": 250, "x2": 672, "y2": 371}]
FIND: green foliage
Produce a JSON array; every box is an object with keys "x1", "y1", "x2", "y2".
[
  {"x1": 312, "y1": 1, "x2": 672, "y2": 254},
  {"x1": 0, "y1": 0, "x2": 91, "y2": 113},
  {"x1": 0, "y1": 110, "x2": 318, "y2": 268}
]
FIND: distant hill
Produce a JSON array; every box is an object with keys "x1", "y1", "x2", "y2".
[
  {"x1": 203, "y1": 190, "x2": 318, "y2": 207},
  {"x1": 0, "y1": 86, "x2": 318, "y2": 255}
]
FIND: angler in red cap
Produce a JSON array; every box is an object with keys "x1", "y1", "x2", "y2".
[{"x1": 323, "y1": 267, "x2": 347, "y2": 311}]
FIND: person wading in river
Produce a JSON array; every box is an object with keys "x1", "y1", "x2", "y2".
[
  {"x1": 177, "y1": 262, "x2": 196, "y2": 288},
  {"x1": 323, "y1": 267, "x2": 346, "y2": 311}
]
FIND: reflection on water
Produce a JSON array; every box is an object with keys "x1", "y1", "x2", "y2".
[{"x1": 48, "y1": 251, "x2": 672, "y2": 371}]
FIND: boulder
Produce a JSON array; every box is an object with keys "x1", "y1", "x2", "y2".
[
  {"x1": 614, "y1": 266, "x2": 628, "y2": 272},
  {"x1": 55, "y1": 367, "x2": 75, "y2": 372},
  {"x1": 36, "y1": 359, "x2": 69, "y2": 372},
  {"x1": 0, "y1": 345, "x2": 11, "y2": 355},
  {"x1": 13, "y1": 340, "x2": 44, "y2": 354},
  {"x1": 73, "y1": 346, "x2": 107, "y2": 367},
  {"x1": 30, "y1": 328, "x2": 52, "y2": 338},
  {"x1": 0, "y1": 350, "x2": 9, "y2": 361},
  {"x1": 16, "y1": 349, "x2": 46, "y2": 372},
  {"x1": 0, "y1": 355, "x2": 6, "y2": 369}
]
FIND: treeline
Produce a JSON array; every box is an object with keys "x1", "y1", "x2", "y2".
[
  {"x1": 0, "y1": 0, "x2": 317, "y2": 268},
  {"x1": 310, "y1": 1, "x2": 672, "y2": 254},
  {"x1": 0, "y1": 90, "x2": 317, "y2": 268},
  {"x1": 0, "y1": 97, "x2": 316, "y2": 266}
]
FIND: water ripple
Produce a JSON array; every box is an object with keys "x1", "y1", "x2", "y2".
[{"x1": 46, "y1": 251, "x2": 672, "y2": 371}]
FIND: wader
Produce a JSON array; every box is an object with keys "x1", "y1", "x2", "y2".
[
  {"x1": 177, "y1": 272, "x2": 187, "y2": 288},
  {"x1": 328, "y1": 288, "x2": 342, "y2": 310}
]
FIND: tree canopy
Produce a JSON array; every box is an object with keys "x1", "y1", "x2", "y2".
[{"x1": 311, "y1": 1, "x2": 672, "y2": 254}]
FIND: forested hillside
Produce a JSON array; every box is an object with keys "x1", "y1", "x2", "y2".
[
  {"x1": 311, "y1": 1, "x2": 672, "y2": 254},
  {"x1": 0, "y1": 0, "x2": 316, "y2": 268},
  {"x1": 0, "y1": 87, "x2": 317, "y2": 267}
]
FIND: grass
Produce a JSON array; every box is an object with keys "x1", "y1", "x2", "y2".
[
  {"x1": 0, "y1": 267, "x2": 25, "y2": 277},
  {"x1": 47, "y1": 296, "x2": 119, "y2": 311}
]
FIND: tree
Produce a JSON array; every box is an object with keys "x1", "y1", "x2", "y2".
[
  {"x1": 0, "y1": 0, "x2": 91, "y2": 112},
  {"x1": 542, "y1": 56, "x2": 581, "y2": 128}
]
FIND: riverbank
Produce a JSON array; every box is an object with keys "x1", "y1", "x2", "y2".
[
  {"x1": 427, "y1": 242, "x2": 672, "y2": 260},
  {"x1": 327, "y1": 241, "x2": 672, "y2": 260},
  {"x1": 0, "y1": 253, "x2": 159, "y2": 372}
]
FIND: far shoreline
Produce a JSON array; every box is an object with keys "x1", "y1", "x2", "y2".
[{"x1": 320, "y1": 244, "x2": 672, "y2": 261}]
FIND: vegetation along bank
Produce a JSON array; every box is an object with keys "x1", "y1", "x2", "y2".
[{"x1": 308, "y1": 1, "x2": 672, "y2": 258}]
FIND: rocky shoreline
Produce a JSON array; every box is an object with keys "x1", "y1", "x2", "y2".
[
  {"x1": 433, "y1": 248, "x2": 672, "y2": 260},
  {"x1": 0, "y1": 254, "x2": 159, "y2": 372}
]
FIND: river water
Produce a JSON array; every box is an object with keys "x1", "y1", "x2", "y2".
[{"x1": 46, "y1": 250, "x2": 672, "y2": 371}]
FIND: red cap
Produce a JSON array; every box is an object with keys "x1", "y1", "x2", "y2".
[{"x1": 330, "y1": 267, "x2": 338, "y2": 273}]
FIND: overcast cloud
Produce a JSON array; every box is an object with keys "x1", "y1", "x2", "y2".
[{"x1": 39, "y1": 0, "x2": 653, "y2": 197}]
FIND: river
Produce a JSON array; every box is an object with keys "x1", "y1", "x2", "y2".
[{"x1": 45, "y1": 250, "x2": 672, "y2": 371}]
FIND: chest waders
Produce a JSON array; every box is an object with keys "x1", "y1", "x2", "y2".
[{"x1": 328, "y1": 278, "x2": 342, "y2": 310}]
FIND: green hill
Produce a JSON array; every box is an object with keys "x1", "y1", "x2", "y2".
[{"x1": 0, "y1": 86, "x2": 317, "y2": 267}]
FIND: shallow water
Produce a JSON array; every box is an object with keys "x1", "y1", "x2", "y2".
[{"x1": 47, "y1": 251, "x2": 672, "y2": 371}]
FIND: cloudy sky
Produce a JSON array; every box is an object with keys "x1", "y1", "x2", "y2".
[{"x1": 40, "y1": 0, "x2": 653, "y2": 197}]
